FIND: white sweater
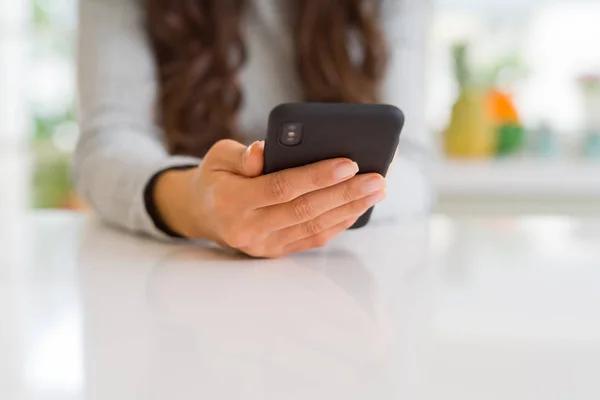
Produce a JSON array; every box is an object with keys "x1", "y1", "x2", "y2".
[{"x1": 75, "y1": 0, "x2": 434, "y2": 239}]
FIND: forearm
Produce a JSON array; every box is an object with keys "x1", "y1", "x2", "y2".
[{"x1": 73, "y1": 125, "x2": 201, "y2": 239}]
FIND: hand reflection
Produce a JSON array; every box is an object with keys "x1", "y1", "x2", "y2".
[
  {"x1": 144, "y1": 248, "x2": 392, "y2": 399},
  {"x1": 77, "y1": 218, "x2": 430, "y2": 400}
]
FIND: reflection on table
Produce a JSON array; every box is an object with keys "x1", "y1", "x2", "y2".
[{"x1": 2, "y1": 212, "x2": 600, "y2": 400}]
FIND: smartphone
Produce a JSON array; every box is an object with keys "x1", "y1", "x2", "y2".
[{"x1": 263, "y1": 103, "x2": 405, "y2": 229}]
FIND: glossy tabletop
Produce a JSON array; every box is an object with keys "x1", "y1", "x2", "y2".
[{"x1": 1, "y1": 212, "x2": 600, "y2": 400}]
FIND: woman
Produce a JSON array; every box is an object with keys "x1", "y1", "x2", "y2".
[{"x1": 75, "y1": 0, "x2": 432, "y2": 258}]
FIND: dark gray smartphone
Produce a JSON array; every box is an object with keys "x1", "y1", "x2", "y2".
[{"x1": 264, "y1": 103, "x2": 404, "y2": 229}]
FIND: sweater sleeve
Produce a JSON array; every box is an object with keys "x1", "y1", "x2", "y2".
[{"x1": 74, "y1": 0, "x2": 200, "y2": 239}]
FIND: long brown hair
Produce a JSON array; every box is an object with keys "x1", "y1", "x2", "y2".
[{"x1": 146, "y1": 0, "x2": 388, "y2": 157}]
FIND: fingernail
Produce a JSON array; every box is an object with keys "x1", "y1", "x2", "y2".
[
  {"x1": 362, "y1": 176, "x2": 386, "y2": 195},
  {"x1": 333, "y1": 161, "x2": 359, "y2": 180},
  {"x1": 366, "y1": 191, "x2": 386, "y2": 207},
  {"x1": 244, "y1": 141, "x2": 260, "y2": 162}
]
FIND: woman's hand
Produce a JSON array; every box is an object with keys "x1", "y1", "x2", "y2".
[{"x1": 154, "y1": 139, "x2": 387, "y2": 258}]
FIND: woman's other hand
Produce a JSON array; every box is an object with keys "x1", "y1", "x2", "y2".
[{"x1": 154, "y1": 139, "x2": 386, "y2": 258}]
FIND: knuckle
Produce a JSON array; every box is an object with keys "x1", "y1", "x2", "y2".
[
  {"x1": 292, "y1": 196, "x2": 317, "y2": 221},
  {"x1": 235, "y1": 152, "x2": 246, "y2": 172},
  {"x1": 205, "y1": 139, "x2": 230, "y2": 161},
  {"x1": 309, "y1": 169, "x2": 327, "y2": 188},
  {"x1": 213, "y1": 139, "x2": 237, "y2": 151},
  {"x1": 304, "y1": 217, "x2": 325, "y2": 236},
  {"x1": 354, "y1": 197, "x2": 370, "y2": 213},
  {"x1": 268, "y1": 173, "x2": 292, "y2": 202},
  {"x1": 341, "y1": 184, "x2": 354, "y2": 203},
  {"x1": 312, "y1": 233, "x2": 331, "y2": 249}
]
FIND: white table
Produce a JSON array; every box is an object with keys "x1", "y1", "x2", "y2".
[{"x1": 1, "y1": 212, "x2": 599, "y2": 400}]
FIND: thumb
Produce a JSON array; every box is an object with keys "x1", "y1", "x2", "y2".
[
  {"x1": 239, "y1": 140, "x2": 265, "y2": 178},
  {"x1": 207, "y1": 139, "x2": 263, "y2": 177}
]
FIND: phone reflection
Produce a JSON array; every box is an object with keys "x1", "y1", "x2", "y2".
[{"x1": 77, "y1": 220, "x2": 430, "y2": 400}]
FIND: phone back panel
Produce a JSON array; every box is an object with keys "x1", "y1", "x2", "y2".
[{"x1": 264, "y1": 103, "x2": 405, "y2": 229}]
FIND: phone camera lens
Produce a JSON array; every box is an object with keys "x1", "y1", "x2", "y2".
[{"x1": 280, "y1": 123, "x2": 303, "y2": 146}]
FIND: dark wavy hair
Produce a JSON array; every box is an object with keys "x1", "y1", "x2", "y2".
[{"x1": 146, "y1": 0, "x2": 388, "y2": 157}]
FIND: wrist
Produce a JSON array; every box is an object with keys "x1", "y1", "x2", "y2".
[{"x1": 152, "y1": 168, "x2": 205, "y2": 239}]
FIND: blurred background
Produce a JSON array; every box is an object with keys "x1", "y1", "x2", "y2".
[{"x1": 1, "y1": 0, "x2": 600, "y2": 215}]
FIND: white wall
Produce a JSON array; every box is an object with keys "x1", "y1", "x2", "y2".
[
  {"x1": 0, "y1": 0, "x2": 30, "y2": 144},
  {"x1": 0, "y1": 0, "x2": 32, "y2": 253}
]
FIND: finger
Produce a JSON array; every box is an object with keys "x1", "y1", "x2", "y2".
[
  {"x1": 280, "y1": 217, "x2": 358, "y2": 256},
  {"x1": 272, "y1": 190, "x2": 386, "y2": 246},
  {"x1": 208, "y1": 139, "x2": 264, "y2": 178},
  {"x1": 242, "y1": 140, "x2": 265, "y2": 177},
  {"x1": 244, "y1": 158, "x2": 359, "y2": 208},
  {"x1": 255, "y1": 173, "x2": 386, "y2": 231}
]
